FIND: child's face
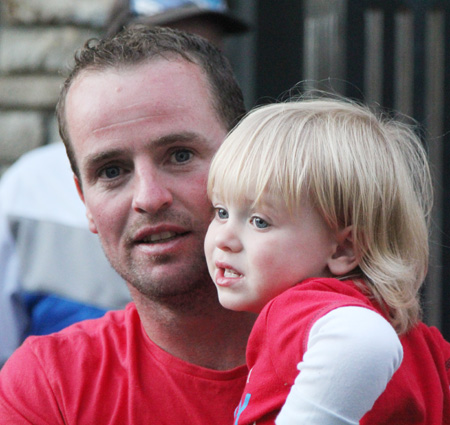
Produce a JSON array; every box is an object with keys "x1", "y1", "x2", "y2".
[{"x1": 204, "y1": 192, "x2": 337, "y2": 313}]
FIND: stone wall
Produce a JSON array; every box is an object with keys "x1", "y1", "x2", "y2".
[{"x1": 0, "y1": 0, "x2": 115, "y2": 175}]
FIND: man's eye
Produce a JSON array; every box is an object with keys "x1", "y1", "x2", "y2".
[
  {"x1": 217, "y1": 208, "x2": 229, "y2": 219},
  {"x1": 251, "y1": 216, "x2": 269, "y2": 229},
  {"x1": 101, "y1": 166, "x2": 121, "y2": 179},
  {"x1": 172, "y1": 149, "x2": 193, "y2": 163}
]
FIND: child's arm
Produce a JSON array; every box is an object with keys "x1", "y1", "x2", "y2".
[{"x1": 276, "y1": 306, "x2": 403, "y2": 425}]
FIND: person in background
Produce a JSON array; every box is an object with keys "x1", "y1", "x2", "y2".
[
  {"x1": 105, "y1": 0, "x2": 248, "y2": 47},
  {"x1": 0, "y1": 0, "x2": 248, "y2": 367},
  {"x1": 205, "y1": 97, "x2": 450, "y2": 424},
  {"x1": 0, "y1": 26, "x2": 256, "y2": 424}
]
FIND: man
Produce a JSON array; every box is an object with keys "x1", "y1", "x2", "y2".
[
  {"x1": 0, "y1": 0, "x2": 248, "y2": 367},
  {"x1": 0, "y1": 27, "x2": 255, "y2": 424}
]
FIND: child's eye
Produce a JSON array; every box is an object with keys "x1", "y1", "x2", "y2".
[
  {"x1": 251, "y1": 216, "x2": 269, "y2": 229},
  {"x1": 216, "y1": 208, "x2": 229, "y2": 219}
]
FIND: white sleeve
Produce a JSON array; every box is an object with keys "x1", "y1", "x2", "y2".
[{"x1": 275, "y1": 306, "x2": 403, "y2": 425}]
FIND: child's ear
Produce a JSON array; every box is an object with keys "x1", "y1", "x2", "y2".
[{"x1": 328, "y1": 225, "x2": 359, "y2": 276}]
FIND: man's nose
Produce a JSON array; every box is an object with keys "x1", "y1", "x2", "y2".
[{"x1": 132, "y1": 164, "x2": 173, "y2": 214}]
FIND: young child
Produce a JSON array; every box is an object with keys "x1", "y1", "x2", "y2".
[{"x1": 204, "y1": 97, "x2": 450, "y2": 424}]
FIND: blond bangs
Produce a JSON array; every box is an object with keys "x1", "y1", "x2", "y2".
[{"x1": 208, "y1": 104, "x2": 311, "y2": 210}]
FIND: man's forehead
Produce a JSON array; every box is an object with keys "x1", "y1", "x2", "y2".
[
  {"x1": 72, "y1": 55, "x2": 201, "y2": 85},
  {"x1": 67, "y1": 58, "x2": 224, "y2": 149},
  {"x1": 68, "y1": 57, "x2": 222, "y2": 135},
  {"x1": 67, "y1": 57, "x2": 213, "y2": 116}
]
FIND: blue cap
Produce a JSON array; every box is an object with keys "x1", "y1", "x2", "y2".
[{"x1": 128, "y1": 0, "x2": 248, "y2": 33}]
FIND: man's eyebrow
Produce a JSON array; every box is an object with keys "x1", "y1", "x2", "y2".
[
  {"x1": 152, "y1": 132, "x2": 203, "y2": 146},
  {"x1": 83, "y1": 149, "x2": 127, "y2": 170}
]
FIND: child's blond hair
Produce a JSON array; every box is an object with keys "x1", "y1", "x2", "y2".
[{"x1": 207, "y1": 97, "x2": 433, "y2": 334}]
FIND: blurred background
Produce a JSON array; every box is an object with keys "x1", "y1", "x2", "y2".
[{"x1": 1, "y1": 0, "x2": 449, "y2": 338}]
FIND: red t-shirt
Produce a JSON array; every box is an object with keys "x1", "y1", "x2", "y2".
[
  {"x1": 0, "y1": 303, "x2": 248, "y2": 424},
  {"x1": 235, "y1": 278, "x2": 450, "y2": 425}
]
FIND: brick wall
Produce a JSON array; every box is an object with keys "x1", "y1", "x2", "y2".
[{"x1": 0, "y1": 0, "x2": 114, "y2": 175}]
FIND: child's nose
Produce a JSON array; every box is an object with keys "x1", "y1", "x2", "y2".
[{"x1": 215, "y1": 221, "x2": 243, "y2": 253}]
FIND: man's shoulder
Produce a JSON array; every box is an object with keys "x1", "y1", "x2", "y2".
[
  {"x1": 22, "y1": 303, "x2": 137, "y2": 362},
  {"x1": 0, "y1": 303, "x2": 140, "y2": 422}
]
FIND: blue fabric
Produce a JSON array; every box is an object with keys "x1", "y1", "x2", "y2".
[{"x1": 22, "y1": 293, "x2": 107, "y2": 336}]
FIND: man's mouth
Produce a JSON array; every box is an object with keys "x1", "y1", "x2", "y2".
[{"x1": 140, "y1": 231, "x2": 178, "y2": 243}]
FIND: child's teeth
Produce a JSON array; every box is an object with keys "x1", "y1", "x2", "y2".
[{"x1": 224, "y1": 269, "x2": 241, "y2": 278}]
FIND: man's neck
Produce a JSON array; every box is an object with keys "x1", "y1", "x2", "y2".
[{"x1": 128, "y1": 285, "x2": 256, "y2": 370}]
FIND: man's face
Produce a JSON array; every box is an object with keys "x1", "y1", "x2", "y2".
[{"x1": 65, "y1": 59, "x2": 227, "y2": 300}]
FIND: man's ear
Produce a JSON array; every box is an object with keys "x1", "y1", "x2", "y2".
[
  {"x1": 74, "y1": 174, "x2": 85, "y2": 203},
  {"x1": 328, "y1": 225, "x2": 359, "y2": 276},
  {"x1": 74, "y1": 175, "x2": 98, "y2": 234}
]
